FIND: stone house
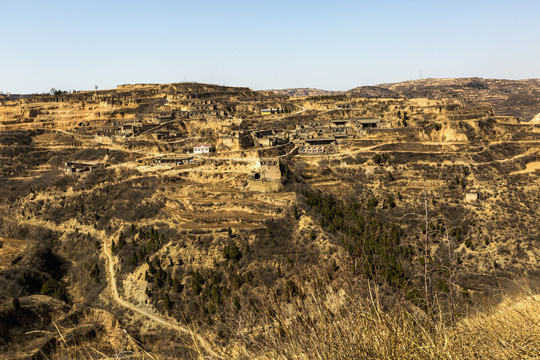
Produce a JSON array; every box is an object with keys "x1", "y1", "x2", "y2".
[
  {"x1": 65, "y1": 161, "x2": 100, "y2": 173},
  {"x1": 259, "y1": 157, "x2": 282, "y2": 181}
]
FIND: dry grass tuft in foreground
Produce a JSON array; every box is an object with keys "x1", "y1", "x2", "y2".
[
  {"x1": 234, "y1": 286, "x2": 540, "y2": 360},
  {"x1": 48, "y1": 287, "x2": 540, "y2": 360}
]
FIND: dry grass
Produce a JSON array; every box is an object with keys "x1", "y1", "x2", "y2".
[
  {"x1": 230, "y1": 286, "x2": 540, "y2": 360},
  {"x1": 40, "y1": 285, "x2": 540, "y2": 360},
  {"x1": 0, "y1": 236, "x2": 32, "y2": 270}
]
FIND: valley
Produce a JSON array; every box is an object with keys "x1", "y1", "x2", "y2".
[{"x1": 0, "y1": 79, "x2": 539, "y2": 359}]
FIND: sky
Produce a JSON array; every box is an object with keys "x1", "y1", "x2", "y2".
[{"x1": 1, "y1": 0, "x2": 539, "y2": 93}]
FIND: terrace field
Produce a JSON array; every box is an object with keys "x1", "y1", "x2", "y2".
[{"x1": 0, "y1": 81, "x2": 538, "y2": 359}]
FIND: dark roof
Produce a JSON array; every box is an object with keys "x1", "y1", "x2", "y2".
[
  {"x1": 304, "y1": 137, "x2": 336, "y2": 144},
  {"x1": 355, "y1": 118, "x2": 381, "y2": 124}
]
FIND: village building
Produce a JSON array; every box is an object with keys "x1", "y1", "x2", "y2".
[
  {"x1": 95, "y1": 127, "x2": 117, "y2": 137},
  {"x1": 151, "y1": 130, "x2": 179, "y2": 140},
  {"x1": 332, "y1": 127, "x2": 350, "y2": 142},
  {"x1": 355, "y1": 118, "x2": 381, "y2": 128},
  {"x1": 261, "y1": 108, "x2": 283, "y2": 115},
  {"x1": 298, "y1": 136, "x2": 338, "y2": 154},
  {"x1": 259, "y1": 157, "x2": 282, "y2": 181},
  {"x1": 152, "y1": 111, "x2": 173, "y2": 124},
  {"x1": 152, "y1": 156, "x2": 193, "y2": 165},
  {"x1": 117, "y1": 122, "x2": 144, "y2": 137},
  {"x1": 253, "y1": 130, "x2": 274, "y2": 145},
  {"x1": 329, "y1": 120, "x2": 350, "y2": 127},
  {"x1": 193, "y1": 145, "x2": 213, "y2": 154},
  {"x1": 295, "y1": 123, "x2": 332, "y2": 140},
  {"x1": 252, "y1": 130, "x2": 289, "y2": 147},
  {"x1": 269, "y1": 135, "x2": 290, "y2": 147},
  {"x1": 65, "y1": 161, "x2": 100, "y2": 173}
]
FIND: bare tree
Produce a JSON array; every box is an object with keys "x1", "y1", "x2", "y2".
[
  {"x1": 403, "y1": 192, "x2": 460, "y2": 318},
  {"x1": 423, "y1": 194, "x2": 430, "y2": 312}
]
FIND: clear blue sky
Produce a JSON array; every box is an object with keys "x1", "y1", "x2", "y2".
[{"x1": 1, "y1": 0, "x2": 539, "y2": 93}]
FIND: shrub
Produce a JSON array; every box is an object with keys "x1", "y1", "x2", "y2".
[
  {"x1": 302, "y1": 189, "x2": 406, "y2": 290},
  {"x1": 372, "y1": 153, "x2": 389, "y2": 165},
  {"x1": 172, "y1": 277, "x2": 183, "y2": 293},
  {"x1": 162, "y1": 293, "x2": 172, "y2": 310},
  {"x1": 223, "y1": 244, "x2": 242, "y2": 261},
  {"x1": 367, "y1": 196, "x2": 378, "y2": 210},
  {"x1": 12, "y1": 297, "x2": 20, "y2": 311},
  {"x1": 233, "y1": 296, "x2": 241, "y2": 310},
  {"x1": 89, "y1": 264, "x2": 100, "y2": 283},
  {"x1": 190, "y1": 271, "x2": 205, "y2": 294},
  {"x1": 129, "y1": 252, "x2": 139, "y2": 266},
  {"x1": 40, "y1": 279, "x2": 67, "y2": 301},
  {"x1": 385, "y1": 194, "x2": 396, "y2": 208}
]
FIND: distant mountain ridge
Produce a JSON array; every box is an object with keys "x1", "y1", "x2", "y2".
[
  {"x1": 263, "y1": 88, "x2": 342, "y2": 97},
  {"x1": 269, "y1": 78, "x2": 540, "y2": 121}
]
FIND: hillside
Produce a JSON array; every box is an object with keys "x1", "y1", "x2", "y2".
[
  {"x1": 373, "y1": 78, "x2": 540, "y2": 122},
  {"x1": 263, "y1": 88, "x2": 341, "y2": 97},
  {"x1": 271, "y1": 78, "x2": 540, "y2": 122},
  {"x1": 0, "y1": 82, "x2": 539, "y2": 359}
]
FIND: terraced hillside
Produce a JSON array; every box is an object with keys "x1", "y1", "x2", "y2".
[
  {"x1": 374, "y1": 78, "x2": 540, "y2": 122},
  {"x1": 0, "y1": 83, "x2": 538, "y2": 359},
  {"x1": 271, "y1": 77, "x2": 540, "y2": 122}
]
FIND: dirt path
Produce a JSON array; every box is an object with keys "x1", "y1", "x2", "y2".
[
  {"x1": 510, "y1": 161, "x2": 540, "y2": 175},
  {"x1": 5, "y1": 212, "x2": 222, "y2": 359},
  {"x1": 102, "y1": 236, "x2": 222, "y2": 359}
]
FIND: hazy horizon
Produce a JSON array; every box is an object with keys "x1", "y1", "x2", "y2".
[
  {"x1": 3, "y1": 76, "x2": 540, "y2": 96},
  {"x1": 2, "y1": 0, "x2": 539, "y2": 94}
]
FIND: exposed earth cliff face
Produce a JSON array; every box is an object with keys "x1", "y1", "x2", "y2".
[{"x1": 0, "y1": 81, "x2": 539, "y2": 359}]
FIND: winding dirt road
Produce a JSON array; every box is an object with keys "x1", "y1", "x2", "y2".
[
  {"x1": 102, "y1": 237, "x2": 222, "y2": 359},
  {"x1": 4, "y1": 212, "x2": 222, "y2": 358}
]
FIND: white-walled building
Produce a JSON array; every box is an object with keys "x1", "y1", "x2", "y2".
[{"x1": 193, "y1": 145, "x2": 213, "y2": 154}]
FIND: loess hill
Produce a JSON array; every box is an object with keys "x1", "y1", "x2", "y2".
[
  {"x1": 0, "y1": 81, "x2": 539, "y2": 359},
  {"x1": 271, "y1": 77, "x2": 540, "y2": 122}
]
